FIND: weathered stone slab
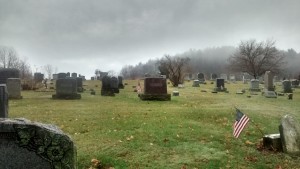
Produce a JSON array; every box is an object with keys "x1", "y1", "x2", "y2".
[
  {"x1": 264, "y1": 71, "x2": 274, "y2": 91},
  {"x1": 52, "y1": 78, "x2": 81, "y2": 99},
  {"x1": 249, "y1": 79, "x2": 260, "y2": 91},
  {"x1": 6, "y1": 78, "x2": 22, "y2": 99},
  {"x1": 264, "y1": 90, "x2": 277, "y2": 98},
  {"x1": 0, "y1": 118, "x2": 77, "y2": 169},
  {"x1": 101, "y1": 76, "x2": 115, "y2": 96},
  {"x1": 279, "y1": 114, "x2": 300, "y2": 155},
  {"x1": 0, "y1": 68, "x2": 20, "y2": 84},
  {"x1": 110, "y1": 76, "x2": 119, "y2": 93},
  {"x1": 118, "y1": 76, "x2": 124, "y2": 89},
  {"x1": 0, "y1": 84, "x2": 8, "y2": 118},
  {"x1": 192, "y1": 80, "x2": 200, "y2": 87},
  {"x1": 139, "y1": 77, "x2": 170, "y2": 101},
  {"x1": 282, "y1": 80, "x2": 292, "y2": 93}
]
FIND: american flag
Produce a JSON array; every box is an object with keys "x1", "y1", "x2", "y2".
[{"x1": 233, "y1": 108, "x2": 250, "y2": 138}]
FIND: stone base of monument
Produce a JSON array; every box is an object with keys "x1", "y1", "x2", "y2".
[
  {"x1": 263, "y1": 90, "x2": 277, "y2": 98},
  {"x1": 52, "y1": 93, "x2": 81, "y2": 99},
  {"x1": 213, "y1": 87, "x2": 227, "y2": 92},
  {"x1": 249, "y1": 88, "x2": 261, "y2": 92},
  {"x1": 139, "y1": 93, "x2": 171, "y2": 101},
  {"x1": 263, "y1": 134, "x2": 282, "y2": 151},
  {"x1": 172, "y1": 91, "x2": 179, "y2": 96}
]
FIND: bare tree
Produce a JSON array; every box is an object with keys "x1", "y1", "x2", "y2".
[
  {"x1": 228, "y1": 39, "x2": 286, "y2": 79},
  {"x1": 44, "y1": 64, "x2": 53, "y2": 79},
  {"x1": 158, "y1": 55, "x2": 190, "y2": 86},
  {"x1": 0, "y1": 46, "x2": 20, "y2": 68}
]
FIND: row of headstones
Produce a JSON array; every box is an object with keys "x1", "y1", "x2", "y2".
[
  {"x1": 187, "y1": 73, "x2": 236, "y2": 81},
  {"x1": 101, "y1": 76, "x2": 124, "y2": 96},
  {"x1": 53, "y1": 72, "x2": 85, "y2": 80}
]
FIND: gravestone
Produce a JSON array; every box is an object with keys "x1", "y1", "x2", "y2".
[
  {"x1": 7, "y1": 78, "x2": 22, "y2": 99},
  {"x1": 71, "y1": 73, "x2": 77, "y2": 78},
  {"x1": 91, "y1": 77, "x2": 95, "y2": 80},
  {"x1": 282, "y1": 80, "x2": 292, "y2": 93},
  {"x1": 249, "y1": 79, "x2": 260, "y2": 91},
  {"x1": 101, "y1": 76, "x2": 115, "y2": 96},
  {"x1": 110, "y1": 76, "x2": 119, "y2": 93},
  {"x1": 76, "y1": 77, "x2": 83, "y2": 92},
  {"x1": 0, "y1": 68, "x2": 20, "y2": 84},
  {"x1": 139, "y1": 77, "x2": 171, "y2": 101},
  {"x1": 52, "y1": 78, "x2": 81, "y2": 99},
  {"x1": 0, "y1": 84, "x2": 8, "y2": 118},
  {"x1": 291, "y1": 79, "x2": 299, "y2": 88},
  {"x1": 34, "y1": 72, "x2": 44, "y2": 82},
  {"x1": 57, "y1": 73, "x2": 67, "y2": 79},
  {"x1": 229, "y1": 74, "x2": 236, "y2": 82},
  {"x1": 118, "y1": 76, "x2": 124, "y2": 89},
  {"x1": 214, "y1": 78, "x2": 227, "y2": 92},
  {"x1": 0, "y1": 118, "x2": 77, "y2": 169},
  {"x1": 211, "y1": 73, "x2": 217, "y2": 80},
  {"x1": 52, "y1": 74, "x2": 58, "y2": 80},
  {"x1": 220, "y1": 74, "x2": 228, "y2": 81},
  {"x1": 192, "y1": 80, "x2": 200, "y2": 87},
  {"x1": 264, "y1": 71, "x2": 277, "y2": 98},
  {"x1": 172, "y1": 91, "x2": 179, "y2": 96},
  {"x1": 197, "y1": 73, "x2": 205, "y2": 83},
  {"x1": 66, "y1": 72, "x2": 70, "y2": 77},
  {"x1": 279, "y1": 114, "x2": 300, "y2": 155}
]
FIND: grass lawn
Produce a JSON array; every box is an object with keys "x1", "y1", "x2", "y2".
[{"x1": 9, "y1": 79, "x2": 300, "y2": 169}]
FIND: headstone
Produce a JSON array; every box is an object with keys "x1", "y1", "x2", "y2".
[
  {"x1": 34, "y1": 72, "x2": 44, "y2": 82},
  {"x1": 211, "y1": 73, "x2": 217, "y2": 80},
  {"x1": 264, "y1": 91, "x2": 277, "y2": 98},
  {"x1": 192, "y1": 80, "x2": 200, "y2": 87},
  {"x1": 291, "y1": 79, "x2": 299, "y2": 88},
  {"x1": 214, "y1": 78, "x2": 227, "y2": 92},
  {"x1": 52, "y1": 74, "x2": 58, "y2": 80},
  {"x1": 139, "y1": 77, "x2": 171, "y2": 101},
  {"x1": 6, "y1": 78, "x2": 22, "y2": 99},
  {"x1": 57, "y1": 73, "x2": 67, "y2": 79},
  {"x1": 101, "y1": 76, "x2": 115, "y2": 96},
  {"x1": 52, "y1": 78, "x2": 81, "y2": 99},
  {"x1": 0, "y1": 118, "x2": 77, "y2": 169},
  {"x1": 0, "y1": 84, "x2": 8, "y2": 118},
  {"x1": 282, "y1": 80, "x2": 292, "y2": 93},
  {"x1": 66, "y1": 72, "x2": 70, "y2": 77},
  {"x1": 91, "y1": 77, "x2": 95, "y2": 80},
  {"x1": 264, "y1": 71, "x2": 274, "y2": 91},
  {"x1": 118, "y1": 76, "x2": 124, "y2": 89},
  {"x1": 220, "y1": 74, "x2": 228, "y2": 81},
  {"x1": 71, "y1": 73, "x2": 77, "y2": 78},
  {"x1": 172, "y1": 91, "x2": 179, "y2": 96},
  {"x1": 99, "y1": 72, "x2": 108, "y2": 80},
  {"x1": 76, "y1": 77, "x2": 83, "y2": 92},
  {"x1": 0, "y1": 68, "x2": 20, "y2": 84},
  {"x1": 197, "y1": 73, "x2": 205, "y2": 83},
  {"x1": 110, "y1": 77, "x2": 119, "y2": 93},
  {"x1": 249, "y1": 79, "x2": 260, "y2": 91},
  {"x1": 229, "y1": 74, "x2": 236, "y2": 82},
  {"x1": 279, "y1": 114, "x2": 300, "y2": 155}
]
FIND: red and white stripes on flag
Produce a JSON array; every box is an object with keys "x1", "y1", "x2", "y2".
[{"x1": 233, "y1": 108, "x2": 250, "y2": 138}]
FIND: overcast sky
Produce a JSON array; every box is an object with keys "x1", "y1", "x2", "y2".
[{"x1": 1, "y1": 0, "x2": 299, "y2": 78}]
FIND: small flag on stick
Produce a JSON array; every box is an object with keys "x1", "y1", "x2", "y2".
[{"x1": 233, "y1": 108, "x2": 250, "y2": 138}]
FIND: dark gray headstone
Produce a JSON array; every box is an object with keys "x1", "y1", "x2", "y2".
[
  {"x1": 214, "y1": 78, "x2": 227, "y2": 92},
  {"x1": 139, "y1": 77, "x2": 170, "y2": 101},
  {"x1": 279, "y1": 114, "x2": 300, "y2": 155},
  {"x1": 0, "y1": 68, "x2": 20, "y2": 84},
  {"x1": 282, "y1": 80, "x2": 292, "y2": 93},
  {"x1": 52, "y1": 74, "x2": 58, "y2": 80},
  {"x1": 34, "y1": 72, "x2": 44, "y2": 82},
  {"x1": 0, "y1": 118, "x2": 77, "y2": 169},
  {"x1": 101, "y1": 76, "x2": 114, "y2": 96},
  {"x1": 66, "y1": 72, "x2": 70, "y2": 77},
  {"x1": 291, "y1": 79, "x2": 299, "y2": 88},
  {"x1": 52, "y1": 78, "x2": 81, "y2": 99},
  {"x1": 110, "y1": 77, "x2": 119, "y2": 93},
  {"x1": 57, "y1": 73, "x2": 67, "y2": 79},
  {"x1": 7, "y1": 78, "x2": 22, "y2": 99},
  {"x1": 211, "y1": 73, "x2": 217, "y2": 80},
  {"x1": 71, "y1": 73, "x2": 77, "y2": 78},
  {"x1": 249, "y1": 79, "x2": 260, "y2": 91},
  {"x1": 192, "y1": 80, "x2": 200, "y2": 87},
  {"x1": 76, "y1": 77, "x2": 83, "y2": 92},
  {"x1": 0, "y1": 84, "x2": 8, "y2": 118},
  {"x1": 118, "y1": 76, "x2": 124, "y2": 89}
]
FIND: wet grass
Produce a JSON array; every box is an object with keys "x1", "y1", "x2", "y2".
[{"x1": 9, "y1": 79, "x2": 300, "y2": 169}]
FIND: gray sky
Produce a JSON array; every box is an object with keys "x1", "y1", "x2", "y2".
[{"x1": 1, "y1": 0, "x2": 299, "y2": 78}]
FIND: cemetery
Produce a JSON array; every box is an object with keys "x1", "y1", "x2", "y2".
[{"x1": 1, "y1": 76, "x2": 300, "y2": 168}]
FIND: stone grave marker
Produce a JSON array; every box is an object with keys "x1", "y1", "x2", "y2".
[
  {"x1": 279, "y1": 114, "x2": 300, "y2": 155},
  {"x1": 34, "y1": 72, "x2": 44, "y2": 82},
  {"x1": 0, "y1": 84, "x2": 8, "y2": 118},
  {"x1": 52, "y1": 74, "x2": 58, "y2": 80},
  {"x1": 192, "y1": 80, "x2": 200, "y2": 87},
  {"x1": 220, "y1": 74, "x2": 228, "y2": 81},
  {"x1": 197, "y1": 73, "x2": 205, "y2": 83},
  {"x1": 7, "y1": 78, "x2": 22, "y2": 99},
  {"x1": 76, "y1": 77, "x2": 83, "y2": 92},
  {"x1": 66, "y1": 72, "x2": 70, "y2": 77},
  {"x1": 282, "y1": 80, "x2": 292, "y2": 93},
  {"x1": 52, "y1": 78, "x2": 81, "y2": 99},
  {"x1": 71, "y1": 73, "x2": 77, "y2": 78},
  {"x1": 229, "y1": 74, "x2": 236, "y2": 82},
  {"x1": 0, "y1": 118, "x2": 77, "y2": 169},
  {"x1": 291, "y1": 79, "x2": 299, "y2": 88},
  {"x1": 0, "y1": 68, "x2": 20, "y2": 84},
  {"x1": 101, "y1": 76, "x2": 115, "y2": 96},
  {"x1": 249, "y1": 79, "x2": 260, "y2": 91},
  {"x1": 214, "y1": 78, "x2": 227, "y2": 92},
  {"x1": 57, "y1": 73, "x2": 67, "y2": 79},
  {"x1": 264, "y1": 71, "x2": 277, "y2": 98},
  {"x1": 139, "y1": 77, "x2": 171, "y2": 101},
  {"x1": 118, "y1": 76, "x2": 125, "y2": 89},
  {"x1": 110, "y1": 76, "x2": 119, "y2": 93},
  {"x1": 211, "y1": 73, "x2": 217, "y2": 80}
]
